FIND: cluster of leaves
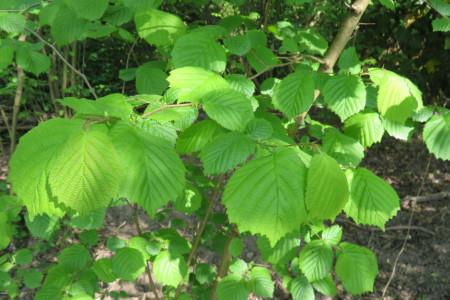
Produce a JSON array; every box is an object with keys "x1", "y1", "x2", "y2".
[{"x1": 1, "y1": 0, "x2": 449, "y2": 299}]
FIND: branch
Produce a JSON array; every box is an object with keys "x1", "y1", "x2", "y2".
[
  {"x1": 24, "y1": 27, "x2": 98, "y2": 99},
  {"x1": 141, "y1": 103, "x2": 194, "y2": 118},
  {"x1": 248, "y1": 61, "x2": 298, "y2": 80}
]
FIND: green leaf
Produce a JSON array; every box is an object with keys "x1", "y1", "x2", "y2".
[
  {"x1": 129, "y1": 237, "x2": 152, "y2": 260},
  {"x1": 0, "y1": 12, "x2": 25, "y2": 32},
  {"x1": 216, "y1": 274, "x2": 249, "y2": 300},
  {"x1": 246, "y1": 29, "x2": 267, "y2": 47},
  {"x1": 199, "y1": 132, "x2": 255, "y2": 174},
  {"x1": 225, "y1": 74, "x2": 255, "y2": 99},
  {"x1": 338, "y1": 47, "x2": 361, "y2": 74},
  {"x1": 135, "y1": 8, "x2": 186, "y2": 47},
  {"x1": 272, "y1": 71, "x2": 315, "y2": 118},
  {"x1": 58, "y1": 245, "x2": 90, "y2": 273},
  {"x1": 112, "y1": 247, "x2": 146, "y2": 282},
  {"x1": 312, "y1": 274, "x2": 337, "y2": 296},
  {"x1": 15, "y1": 47, "x2": 51, "y2": 76},
  {"x1": 223, "y1": 147, "x2": 308, "y2": 246},
  {"x1": 322, "y1": 129, "x2": 364, "y2": 166},
  {"x1": 382, "y1": 118, "x2": 415, "y2": 141},
  {"x1": 155, "y1": 228, "x2": 191, "y2": 256},
  {"x1": 290, "y1": 276, "x2": 314, "y2": 300},
  {"x1": 431, "y1": 0, "x2": 450, "y2": 16},
  {"x1": 66, "y1": 0, "x2": 109, "y2": 20},
  {"x1": 106, "y1": 237, "x2": 126, "y2": 251},
  {"x1": 229, "y1": 258, "x2": 247, "y2": 275},
  {"x1": 345, "y1": 168, "x2": 400, "y2": 229},
  {"x1": 103, "y1": 5, "x2": 133, "y2": 26},
  {"x1": 423, "y1": 114, "x2": 450, "y2": 160},
  {"x1": 246, "y1": 45, "x2": 279, "y2": 73},
  {"x1": 335, "y1": 242, "x2": 378, "y2": 295},
  {"x1": 0, "y1": 213, "x2": 12, "y2": 250},
  {"x1": 79, "y1": 229, "x2": 98, "y2": 246},
  {"x1": 323, "y1": 75, "x2": 366, "y2": 121},
  {"x1": 378, "y1": 0, "x2": 395, "y2": 10},
  {"x1": 195, "y1": 263, "x2": 216, "y2": 285},
  {"x1": 0, "y1": 271, "x2": 11, "y2": 290},
  {"x1": 299, "y1": 240, "x2": 333, "y2": 281},
  {"x1": 23, "y1": 270, "x2": 43, "y2": 289},
  {"x1": 224, "y1": 35, "x2": 251, "y2": 55},
  {"x1": 296, "y1": 29, "x2": 328, "y2": 56},
  {"x1": 171, "y1": 32, "x2": 226, "y2": 73},
  {"x1": 110, "y1": 121, "x2": 185, "y2": 217},
  {"x1": 248, "y1": 267, "x2": 274, "y2": 298},
  {"x1": 153, "y1": 251, "x2": 187, "y2": 287},
  {"x1": 432, "y1": 17, "x2": 450, "y2": 32},
  {"x1": 172, "y1": 182, "x2": 202, "y2": 214},
  {"x1": 50, "y1": 3, "x2": 87, "y2": 46},
  {"x1": 25, "y1": 213, "x2": 59, "y2": 241},
  {"x1": 176, "y1": 120, "x2": 226, "y2": 154},
  {"x1": 202, "y1": 89, "x2": 254, "y2": 131},
  {"x1": 58, "y1": 94, "x2": 133, "y2": 119},
  {"x1": 306, "y1": 154, "x2": 349, "y2": 221},
  {"x1": 136, "y1": 119, "x2": 178, "y2": 146},
  {"x1": 49, "y1": 124, "x2": 122, "y2": 216},
  {"x1": 412, "y1": 106, "x2": 434, "y2": 122},
  {"x1": 343, "y1": 109, "x2": 384, "y2": 147},
  {"x1": 372, "y1": 69, "x2": 423, "y2": 123},
  {"x1": 0, "y1": 45, "x2": 14, "y2": 69},
  {"x1": 9, "y1": 118, "x2": 85, "y2": 218},
  {"x1": 229, "y1": 238, "x2": 244, "y2": 257},
  {"x1": 246, "y1": 118, "x2": 273, "y2": 141},
  {"x1": 257, "y1": 231, "x2": 301, "y2": 267},
  {"x1": 136, "y1": 66, "x2": 168, "y2": 95},
  {"x1": 260, "y1": 77, "x2": 281, "y2": 96},
  {"x1": 13, "y1": 249, "x2": 33, "y2": 266},
  {"x1": 93, "y1": 258, "x2": 117, "y2": 283},
  {"x1": 167, "y1": 67, "x2": 229, "y2": 103},
  {"x1": 69, "y1": 208, "x2": 106, "y2": 230},
  {"x1": 146, "y1": 241, "x2": 162, "y2": 256},
  {"x1": 41, "y1": 265, "x2": 71, "y2": 291},
  {"x1": 321, "y1": 225, "x2": 342, "y2": 246}
]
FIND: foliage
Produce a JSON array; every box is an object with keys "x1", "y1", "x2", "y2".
[{"x1": 0, "y1": 0, "x2": 449, "y2": 299}]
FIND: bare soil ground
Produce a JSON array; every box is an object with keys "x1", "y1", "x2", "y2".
[{"x1": 1, "y1": 133, "x2": 449, "y2": 300}]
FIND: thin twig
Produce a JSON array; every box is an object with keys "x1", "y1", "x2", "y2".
[
  {"x1": 248, "y1": 61, "x2": 299, "y2": 80},
  {"x1": 381, "y1": 154, "x2": 432, "y2": 298},
  {"x1": 19, "y1": 2, "x2": 46, "y2": 14},
  {"x1": 141, "y1": 103, "x2": 194, "y2": 118},
  {"x1": 173, "y1": 174, "x2": 225, "y2": 300},
  {"x1": 24, "y1": 27, "x2": 98, "y2": 99},
  {"x1": 0, "y1": 105, "x2": 12, "y2": 137},
  {"x1": 131, "y1": 204, "x2": 161, "y2": 300},
  {"x1": 122, "y1": 38, "x2": 138, "y2": 94}
]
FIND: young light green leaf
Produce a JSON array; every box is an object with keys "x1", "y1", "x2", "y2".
[
  {"x1": 321, "y1": 225, "x2": 342, "y2": 246},
  {"x1": 423, "y1": 114, "x2": 450, "y2": 161},
  {"x1": 224, "y1": 35, "x2": 251, "y2": 55},
  {"x1": 372, "y1": 69, "x2": 423, "y2": 123},
  {"x1": 176, "y1": 120, "x2": 227, "y2": 154},
  {"x1": 9, "y1": 118, "x2": 85, "y2": 219},
  {"x1": 109, "y1": 121, "x2": 185, "y2": 217},
  {"x1": 299, "y1": 240, "x2": 333, "y2": 282},
  {"x1": 202, "y1": 89, "x2": 254, "y2": 131},
  {"x1": 379, "y1": 0, "x2": 395, "y2": 10},
  {"x1": 338, "y1": 47, "x2": 361, "y2": 74},
  {"x1": 345, "y1": 168, "x2": 400, "y2": 229},
  {"x1": 167, "y1": 67, "x2": 229, "y2": 103},
  {"x1": 195, "y1": 263, "x2": 216, "y2": 285},
  {"x1": 305, "y1": 154, "x2": 349, "y2": 221},
  {"x1": 112, "y1": 247, "x2": 146, "y2": 282},
  {"x1": 257, "y1": 231, "x2": 300, "y2": 267},
  {"x1": 312, "y1": 274, "x2": 337, "y2": 296},
  {"x1": 23, "y1": 270, "x2": 43, "y2": 289},
  {"x1": 216, "y1": 274, "x2": 249, "y2": 300},
  {"x1": 248, "y1": 267, "x2": 274, "y2": 298},
  {"x1": 272, "y1": 71, "x2": 315, "y2": 118},
  {"x1": 0, "y1": 12, "x2": 26, "y2": 32},
  {"x1": 382, "y1": 118, "x2": 415, "y2": 141},
  {"x1": 129, "y1": 237, "x2": 152, "y2": 260},
  {"x1": 173, "y1": 182, "x2": 202, "y2": 215},
  {"x1": 136, "y1": 66, "x2": 168, "y2": 95},
  {"x1": 223, "y1": 147, "x2": 308, "y2": 246},
  {"x1": 49, "y1": 124, "x2": 122, "y2": 216},
  {"x1": 12, "y1": 249, "x2": 33, "y2": 266},
  {"x1": 229, "y1": 258, "x2": 248, "y2": 275},
  {"x1": 322, "y1": 129, "x2": 364, "y2": 166},
  {"x1": 15, "y1": 47, "x2": 51, "y2": 76},
  {"x1": 153, "y1": 251, "x2": 187, "y2": 287},
  {"x1": 290, "y1": 276, "x2": 315, "y2": 300},
  {"x1": 343, "y1": 108, "x2": 384, "y2": 147},
  {"x1": 323, "y1": 75, "x2": 366, "y2": 121},
  {"x1": 58, "y1": 245, "x2": 90, "y2": 273},
  {"x1": 225, "y1": 74, "x2": 255, "y2": 99},
  {"x1": 199, "y1": 131, "x2": 255, "y2": 174},
  {"x1": 171, "y1": 32, "x2": 226, "y2": 73},
  {"x1": 135, "y1": 8, "x2": 186, "y2": 47},
  {"x1": 335, "y1": 242, "x2": 378, "y2": 295}
]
